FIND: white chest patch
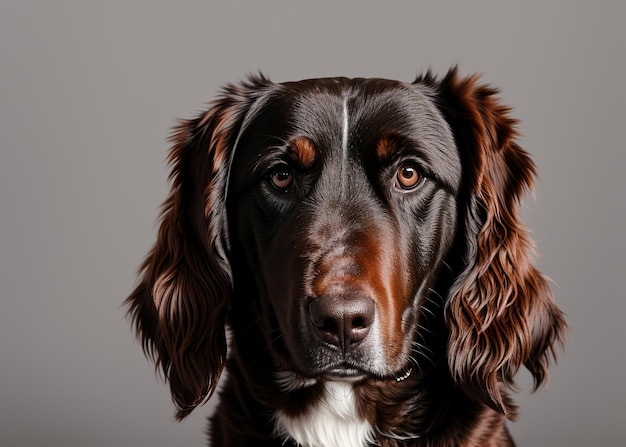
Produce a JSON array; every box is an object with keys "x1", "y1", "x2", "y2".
[{"x1": 274, "y1": 381, "x2": 374, "y2": 447}]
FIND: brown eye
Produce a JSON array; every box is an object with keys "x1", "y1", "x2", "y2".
[
  {"x1": 270, "y1": 168, "x2": 294, "y2": 191},
  {"x1": 395, "y1": 164, "x2": 421, "y2": 190}
]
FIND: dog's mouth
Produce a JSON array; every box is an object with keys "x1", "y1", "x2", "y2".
[
  {"x1": 323, "y1": 364, "x2": 368, "y2": 381},
  {"x1": 324, "y1": 364, "x2": 413, "y2": 383},
  {"x1": 275, "y1": 363, "x2": 413, "y2": 392}
]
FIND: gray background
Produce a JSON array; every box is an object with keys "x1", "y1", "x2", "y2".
[{"x1": 1, "y1": 1, "x2": 624, "y2": 446}]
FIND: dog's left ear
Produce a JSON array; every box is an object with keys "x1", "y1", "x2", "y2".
[{"x1": 417, "y1": 69, "x2": 566, "y2": 419}]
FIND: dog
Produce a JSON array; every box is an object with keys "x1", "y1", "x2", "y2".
[{"x1": 126, "y1": 68, "x2": 566, "y2": 446}]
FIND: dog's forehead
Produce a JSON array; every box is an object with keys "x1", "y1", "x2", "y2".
[
  {"x1": 277, "y1": 77, "x2": 435, "y2": 127},
  {"x1": 251, "y1": 77, "x2": 453, "y2": 151}
]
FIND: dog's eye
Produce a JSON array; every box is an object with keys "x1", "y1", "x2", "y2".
[
  {"x1": 270, "y1": 167, "x2": 294, "y2": 191},
  {"x1": 395, "y1": 164, "x2": 421, "y2": 190}
]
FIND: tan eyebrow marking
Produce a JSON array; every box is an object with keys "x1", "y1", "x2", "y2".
[
  {"x1": 375, "y1": 133, "x2": 399, "y2": 162},
  {"x1": 288, "y1": 136, "x2": 317, "y2": 168}
]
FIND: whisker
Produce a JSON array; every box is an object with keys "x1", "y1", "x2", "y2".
[
  {"x1": 419, "y1": 304, "x2": 437, "y2": 320},
  {"x1": 427, "y1": 288, "x2": 445, "y2": 305},
  {"x1": 412, "y1": 340, "x2": 435, "y2": 357}
]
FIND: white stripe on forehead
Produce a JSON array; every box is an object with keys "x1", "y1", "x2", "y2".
[
  {"x1": 342, "y1": 95, "x2": 349, "y2": 161},
  {"x1": 341, "y1": 95, "x2": 349, "y2": 191}
]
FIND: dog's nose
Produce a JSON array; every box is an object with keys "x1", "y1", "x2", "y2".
[{"x1": 309, "y1": 294, "x2": 375, "y2": 351}]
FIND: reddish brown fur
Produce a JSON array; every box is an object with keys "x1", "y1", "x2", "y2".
[
  {"x1": 359, "y1": 227, "x2": 409, "y2": 359},
  {"x1": 376, "y1": 133, "x2": 399, "y2": 161},
  {"x1": 288, "y1": 136, "x2": 317, "y2": 168},
  {"x1": 417, "y1": 71, "x2": 567, "y2": 419}
]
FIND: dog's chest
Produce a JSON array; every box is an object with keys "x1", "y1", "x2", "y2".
[{"x1": 274, "y1": 381, "x2": 374, "y2": 447}]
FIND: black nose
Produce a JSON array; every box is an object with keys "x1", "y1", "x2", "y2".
[{"x1": 309, "y1": 294, "x2": 375, "y2": 351}]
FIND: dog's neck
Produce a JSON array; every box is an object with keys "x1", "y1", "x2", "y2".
[
  {"x1": 274, "y1": 381, "x2": 375, "y2": 447},
  {"x1": 213, "y1": 354, "x2": 512, "y2": 446}
]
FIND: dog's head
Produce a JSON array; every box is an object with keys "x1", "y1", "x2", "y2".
[{"x1": 126, "y1": 69, "x2": 565, "y2": 420}]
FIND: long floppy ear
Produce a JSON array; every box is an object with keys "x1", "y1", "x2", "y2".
[
  {"x1": 125, "y1": 75, "x2": 272, "y2": 420},
  {"x1": 418, "y1": 68, "x2": 566, "y2": 419}
]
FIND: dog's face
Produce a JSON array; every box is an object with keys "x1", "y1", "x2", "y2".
[
  {"x1": 126, "y1": 70, "x2": 565, "y2": 425},
  {"x1": 228, "y1": 78, "x2": 461, "y2": 380}
]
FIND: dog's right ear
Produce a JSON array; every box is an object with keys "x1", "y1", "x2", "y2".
[{"x1": 125, "y1": 75, "x2": 272, "y2": 420}]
